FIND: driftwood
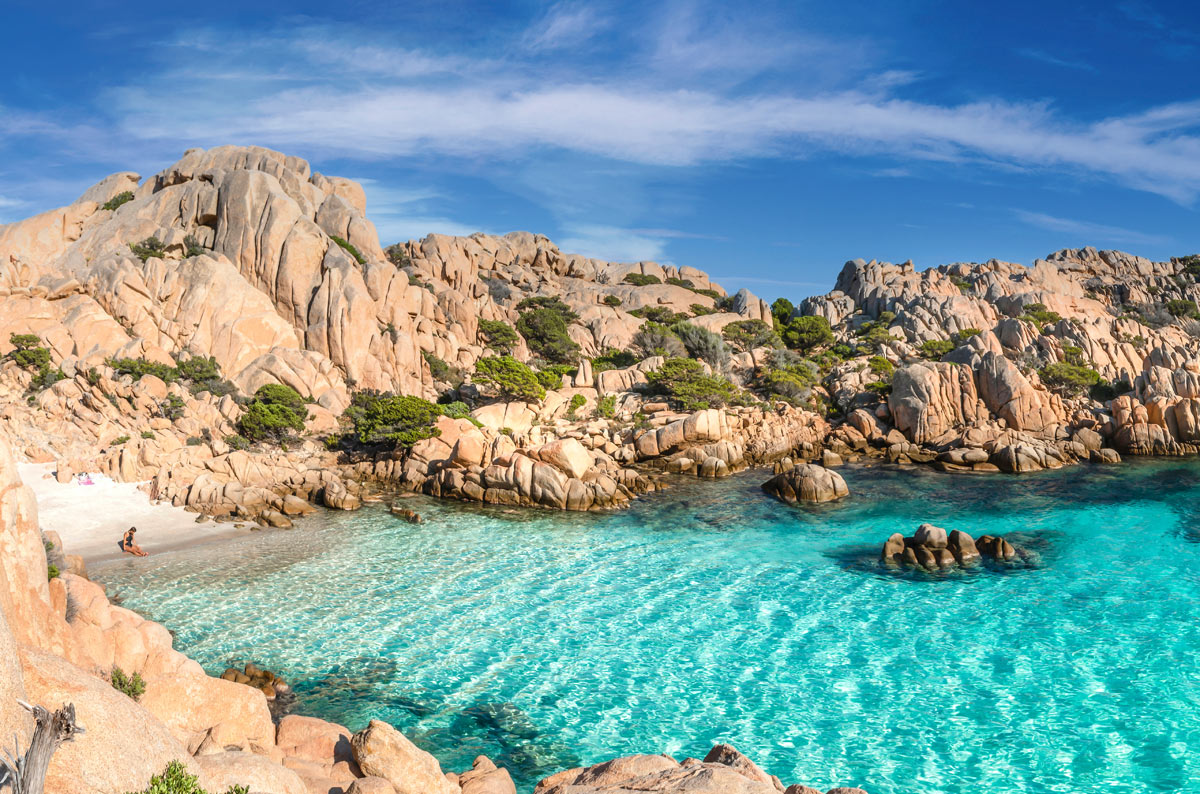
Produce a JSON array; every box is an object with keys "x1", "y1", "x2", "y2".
[{"x1": 0, "y1": 701, "x2": 84, "y2": 794}]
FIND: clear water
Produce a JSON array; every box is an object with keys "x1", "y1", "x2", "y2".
[{"x1": 92, "y1": 461, "x2": 1200, "y2": 793}]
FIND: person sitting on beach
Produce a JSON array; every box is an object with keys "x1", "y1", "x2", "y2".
[{"x1": 121, "y1": 527, "x2": 148, "y2": 557}]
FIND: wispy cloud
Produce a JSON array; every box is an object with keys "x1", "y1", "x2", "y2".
[
  {"x1": 1016, "y1": 48, "x2": 1095, "y2": 71},
  {"x1": 1013, "y1": 209, "x2": 1170, "y2": 247},
  {"x1": 522, "y1": 2, "x2": 607, "y2": 51},
  {"x1": 354, "y1": 178, "x2": 488, "y2": 244},
  {"x1": 558, "y1": 223, "x2": 671, "y2": 262}
]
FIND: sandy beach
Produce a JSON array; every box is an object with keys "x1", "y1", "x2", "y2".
[{"x1": 19, "y1": 463, "x2": 255, "y2": 563}]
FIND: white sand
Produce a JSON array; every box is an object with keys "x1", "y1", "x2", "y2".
[{"x1": 19, "y1": 463, "x2": 253, "y2": 563}]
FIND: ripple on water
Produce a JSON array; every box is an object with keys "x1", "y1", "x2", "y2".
[{"x1": 93, "y1": 460, "x2": 1200, "y2": 793}]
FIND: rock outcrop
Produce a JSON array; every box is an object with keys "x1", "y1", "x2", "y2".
[
  {"x1": 761, "y1": 462, "x2": 849, "y2": 504},
  {"x1": 880, "y1": 524, "x2": 1029, "y2": 571}
]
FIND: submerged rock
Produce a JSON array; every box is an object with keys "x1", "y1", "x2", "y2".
[{"x1": 761, "y1": 463, "x2": 849, "y2": 504}]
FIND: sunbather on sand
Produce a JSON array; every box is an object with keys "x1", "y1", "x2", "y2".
[{"x1": 121, "y1": 526, "x2": 148, "y2": 557}]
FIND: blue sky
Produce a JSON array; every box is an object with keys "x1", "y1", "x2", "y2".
[{"x1": 3, "y1": 0, "x2": 1200, "y2": 302}]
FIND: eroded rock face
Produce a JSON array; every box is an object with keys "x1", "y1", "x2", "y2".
[{"x1": 762, "y1": 463, "x2": 849, "y2": 504}]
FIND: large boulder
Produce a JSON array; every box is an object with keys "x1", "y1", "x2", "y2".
[
  {"x1": 138, "y1": 671, "x2": 276, "y2": 754},
  {"x1": 761, "y1": 464, "x2": 849, "y2": 504},
  {"x1": 195, "y1": 751, "x2": 308, "y2": 794},
  {"x1": 350, "y1": 719, "x2": 459, "y2": 794},
  {"x1": 19, "y1": 645, "x2": 199, "y2": 794}
]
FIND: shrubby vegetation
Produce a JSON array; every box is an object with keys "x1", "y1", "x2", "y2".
[
  {"x1": 330, "y1": 235, "x2": 365, "y2": 264},
  {"x1": 597, "y1": 394, "x2": 616, "y2": 418},
  {"x1": 671, "y1": 321, "x2": 730, "y2": 371},
  {"x1": 124, "y1": 760, "x2": 248, "y2": 794},
  {"x1": 516, "y1": 297, "x2": 580, "y2": 364},
  {"x1": 7, "y1": 333, "x2": 64, "y2": 391},
  {"x1": 603, "y1": 295, "x2": 622, "y2": 306},
  {"x1": 238, "y1": 384, "x2": 308, "y2": 442},
  {"x1": 110, "y1": 666, "x2": 146, "y2": 700},
  {"x1": 918, "y1": 339, "x2": 954, "y2": 359},
  {"x1": 477, "y1": 319, "x2": 519, "y2": 354},
  {"x1": 590, "y1": 349, "x2": 638, "y2": 373},
  {"x1": 129, "y1": 236, "x2": 167, "y2": 262},
  {"x1": 422, "y1": 350, "x2": 463, "y2": 387},
  {"x1": 535, "y1": 363, "x2": 576, "y2": 390},
  {"x1": 646, "y1": 357, "x2": 741, "y2": 410},
  {"x1": 102, "y1": 191, "x2": 134, "y2": 211},
  {"x1": 473, "y1": 355, "x2": 546, "y2": 402},
  {"x1": 771, "y1": 299, "x2": 836, "y2": 353},
  {"x1": 1019, "y1": 302, "x2": 1062, "y2": 327},
  {"x1": 566, "y1": 393, "x2": 587, "y2": 419},
  {"x1": 628, "y1": 305, "x2": 688, "y2": 324},
  {"x1": 722, "y1": 319, "x2": 780, "y2": 353},
  {"x1": 757, "y1": 349, "x2": 819, "y2": 406},
  {"x1": 342, "y1": 391, "x2": 442, "y2": 447},
  {"x1": 623, "y1": 273, "x2": 661, "y2": 286},
  {"x1": 1039, "y1": 361, "x2": 1101, "y2": 396},
  {"x1": 1166, "y1": 299, "x2": 1200, "y2": 319},
  {"x1": 631, "y1": 322, "x2": 686, "y2": 359}
]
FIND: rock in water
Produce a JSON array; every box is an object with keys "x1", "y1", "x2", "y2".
[
  {"x1": 947, "y1": 529, "x2": 980, "y2": 565},
  {"x1": 351, "y1": 719, "x2": 459, "y2": 794},
  {"x1": 913, "y1": 523, "x2": 947, "y2": 548},
  {"x1": 761, "y1": 463, "x2": 849, "y2": 504}
]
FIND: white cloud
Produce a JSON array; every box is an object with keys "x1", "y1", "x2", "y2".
[
  {"x1": 355, "y1": 178, "x2": 488, "y2": 244},
  {"x1": 558, "y1": 223, "x2": 670, "y2": 262},
  {"x1": 1013, "y1": 210, "x2": 1170, "y2": 247},
  {"x1": 1016, "y1": 48, "x2": 1095, "y2": 71},
  {"x1": 523, "y1": 2, "x2": 607, "y2": 51}
]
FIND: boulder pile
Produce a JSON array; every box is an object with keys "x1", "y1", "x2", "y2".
[
  {"x1": 880, "y1": 523, "x2": 1026, "y2": 571},
  {"x1": 761, "y1": 462, "x2": 849, "y2": 504}
]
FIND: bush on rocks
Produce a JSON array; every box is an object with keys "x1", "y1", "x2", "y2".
[
  {"x1": 516, "y1": 297, "x2": 580, "y2": 364},
  {"x1": 918, "y1": 339, "x2": 954, "y2": 359},
  {"x1": 622, "y1": 273, "x2": 660, "y2": 286},
  {"x1": 126, "y1": 760, "x2": 248, "y2": 794},
  {"x1": 632, "y1": 322, "x2": 686, "y2": 359},
  {"x1": 344, "y1": 391, "x2": 443, "y2": 447},
  {"x1": 7, "y1": 333, "x2": 64, "y2": 392},
  {"x1": 110, "y1": 665, "x2": 146, "y2": 700},
  {"x1": 102, "y1": 190, "x2": 134, "y2": 211},
  {"x1": 646, "y1": 357, "x2": 740, "y2": 410},
  {"x1": 1039, "y1": 361, "x2": 1101, "y2": 396},
  {"x1": 473, "y1": 356, "x2": 546, "y2": 402},
  {"x1": 671, "y1": 321, "x2": 730, "y2": 370},
  {"x1": 722, "y1": 319, "x2": 781, "y2": 353},
  {"x1": 238, "y1": 384, "x2": 309, "y2": 442},
  {"x1": 330, "y1": 234, "x2": 366, "y2": 264},
  {"x1": 477, "y1": 319, "x2": 519, "y2": 353}
]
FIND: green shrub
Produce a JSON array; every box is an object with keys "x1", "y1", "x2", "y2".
[
  {"x1": 422, "y1": 351, "x2": 462, "y2": 386},
  {"x1": 107, "y1": 357, "x2": 179, "y2": 383},
  {"x1": 441, "y1": 401, "x2": 472, "y2": 419},
  {"x1": 330, "y1": 235, "x2": 365, "y2": 264},
  {"x1": 864, "y1": 381, "x2": 892, "y2": 397},
  {"x1": 1020, "y1": 302, "x2": 1062, "y2": 327},
  {"x1": 385, "y1": 244, "x2": 413, "y2": 268},
  {"x1": 689, "y1": 303, "x2": 717, "y2": 316},
  {"x1": 953, "y1": 328, "x2": 982, "y2": 343},
  {"x1": 47, "y1": 564, "x2": 59, "y2": 580},
  {"x1": 535, "y1": 363, "x2": 576, "y2": 390},
  {"x1": 646, "y1": 357, "x2": 740, "y2": 410},
  {"x1": 722, "y1": 319, "x2": 781, "y2": 352},
  {"x1": 238, "y1": 402, "x2": 304, "y2": 442},
  {"x1": 477, "y1": 319, "x2": 520, "y2": 354},
  {"x1": 628, "y1": 305, "x2": 688, "y2": 324},
  {"x1": 1167, "y1": 299, "x2": 1199, "y2": 318},
  {"x1": 159, "y1": 394, "x2": 185, "y2": 421},
  {"x1": 771, "y1": 298, "x2": 795, "y2": 326},
  {"x1": 597, "y1": 394, "x2": 616, "y2": 418},
  {"x1": 623, "y1": 273, "x2": 661, "y2": 286},
  {"x1": 671, "y1": 321, "x2": 730, "y2": 370},
  {"x1": 141, "y1": 431, "x2": 156, "y2": 439},
  {"x1": 175, "y1": 355, "x2": 219, "y2": 382},
  {"x1": 474, "y1": 356, "x2": 545, "y2": 402},
  {"x1": 856, "y1": 322, "x2": 896, "y2": 352},
  {"x1": 632, "y1": 322, "x2": 685, "y2": 359},
  {"x1": 182, "y1": 235, "x2": 207, "y2": 257},
  {"x1": 223, "y1": 433, "x2": 251, "y2": 451},
  {"x1": 919, "y1": 339, "x2": 954, "y2": 359},
  {"x1": 516, "y1": 299, "x2": 581, "y2": 364},
  {"x1": 8, "y1": 333, "x2": 49, "y2": 369},
  {"x1": 124, "y1": 759, "x2": 249, "y2": 794},
  {"x1": 112, "y1": 435, "x2": 130, "y2": 445},
  {"x1": 1090, "y1": 379, "x2": 1131, "y2": 402},
  {"x1": 950, "y1": 275, "x2": 971, "y2": 292},
  {"x1": 110, "y1": 666, "x2": 146, "y2": 699},
  {"x1": 603, "y1": 295, "x2": 622, "y2": 306},
  {"x1": 566, "y1": 393, "x2": 587, "y2": 419},
  {"x1": 102, "y1": 191, "x2": 134, "y2": 211},
  {"x1": 759, "y1": 362, "x2": 818, "y2": 405},
  {"x1": 237, "y1": 384, "x2": 310, "y2": 442},
  {"x1": 129, "y1": 236, "x2": 167, "y2": 262},
  {"x1": 186, "y1": 436, "x2": 203, "y2": 446},
  {"x1": 1039, "y1": 362, "x2": 1101, "y2": 396},
  {"x1": 252, "y1": 384, "x2": 309, "y2": 419},
  {"x1": 343, "y1": 391, "x2": 442, "y2": 447},
  {"x1": 868, "y1": 356, "x2": 894, "y2": 377},
  {"x1": 779, "y1": 315, "x2": 834, "y2": 352},
  {"x1": 591, "y1": 349, "x2": 638, "y2": 373}
]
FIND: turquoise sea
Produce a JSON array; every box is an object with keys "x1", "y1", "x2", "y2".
[{"x1": 93, "y1": 461, "x2": 1200, "y2": 793}]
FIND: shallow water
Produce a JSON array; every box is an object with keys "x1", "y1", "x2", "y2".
[{"x1": 93, "y1": 461, "x2": 1200, "y2": 793}]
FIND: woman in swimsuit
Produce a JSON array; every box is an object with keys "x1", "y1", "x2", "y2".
[{"x1": 121, "y1": 527, "x2": 148, "y2": 557}]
